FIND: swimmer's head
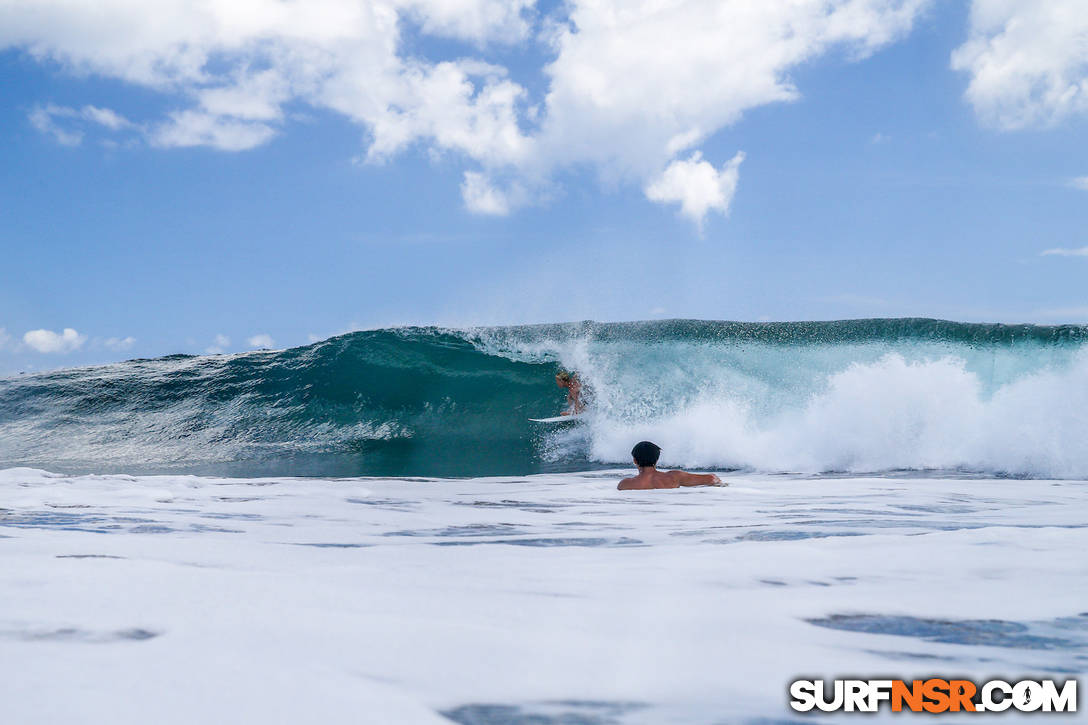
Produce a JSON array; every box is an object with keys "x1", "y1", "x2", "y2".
[
  {"x1": 631, "y1": 441, "x2": 661, "y2": 468},
  {"x1": 555, "y1": 371, "x2": 573, "y2": 387}
]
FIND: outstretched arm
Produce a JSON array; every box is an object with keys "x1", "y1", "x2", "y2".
[{"x1": 670, "y1": 471, "x2": 721, "y2": 487}]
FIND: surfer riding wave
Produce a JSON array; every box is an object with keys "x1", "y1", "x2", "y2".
[{"x1": 555, "y1": 370, "x2": 584, "y2": 415}]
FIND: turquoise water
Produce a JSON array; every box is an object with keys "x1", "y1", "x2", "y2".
[{"x1": 1, "y1": 318, "x2": 1086, "y2": 477}]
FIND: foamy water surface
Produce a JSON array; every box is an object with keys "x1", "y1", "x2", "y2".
[{"x1": 1, "y1": 468, "x2": 1085, "y2": 723}]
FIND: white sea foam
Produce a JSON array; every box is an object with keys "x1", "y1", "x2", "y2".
[
  {"x1": 1, "y1": 467, "x2": 1085, "y2": 723},
  {"x1": 555, "y1": 347, "x2": 1088, "y2": 478}
]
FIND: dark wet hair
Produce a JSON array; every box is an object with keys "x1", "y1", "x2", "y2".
[{"x1": 631, "y1": 441, "x2": 661, "y2": 467}]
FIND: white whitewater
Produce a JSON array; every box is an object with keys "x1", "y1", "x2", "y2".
[
  {"x1": 545, "y1": 348, "x2": 1088, "y2": 479},
  {"x1": 2, "y1": 468, "x2": 1085, "y2": 723}
]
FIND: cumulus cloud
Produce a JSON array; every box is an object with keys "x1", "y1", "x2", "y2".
[
  {"x1": 4, "y1": 0, "x2": 932, "y2": 223},
  {"x1": 3, "y1": 0, "x2": 534, "y2": 161},
  {"x1": 247, "y1": 333, "x2": 275, "y2": 348},
  {"x1": 23, "y1": 328, "x2": 86, "y2": 353},
  {"x1": 400, "y1": 0, "x2": 534, "y2": 44},
  {"x1": 1041, "y1": 246, "x2": 1088, "y2": 257},
  {"x1": 952, "y1": 0, "x2": 1088, "y2": 129},
  {"x1": 645, "y1": 152, "x2": 745, "y2": 228},
  {"x1": 535, "y1": 0, "x2": 927, "y2": 182},
  {"x1": 205, "y1": 334, "x2": 231, "y2": 355},
  {"x1": 103, "y1": 336, "x2": 136, "y2": 351}
]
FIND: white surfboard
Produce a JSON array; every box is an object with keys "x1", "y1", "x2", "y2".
[{"x1": 528, "y1": 415, "x2": 584, "y2": 423}]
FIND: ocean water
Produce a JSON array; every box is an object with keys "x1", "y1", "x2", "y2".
[
  {"x1": 2, "y1": 318, "x2": 1087, "y2": 478},
  {"x1": 1, "y1": 468, "x2": 1084, "y2": 723},
  {"x1": 1, "y1": 319, "x2": 1086, "y2": 723}
]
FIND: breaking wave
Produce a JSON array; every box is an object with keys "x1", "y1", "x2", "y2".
[{"x1": 2, "y1": 319, "x2": 1086, "y2": 478}]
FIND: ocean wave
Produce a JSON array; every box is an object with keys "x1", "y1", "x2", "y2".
[{"x1": 1, "y1": 319, "x2": 1086, "y2": 477}]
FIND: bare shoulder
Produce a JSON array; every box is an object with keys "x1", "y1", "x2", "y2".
[{"x1": 618, "y1": 476, "x2": 656, "y2": 490}]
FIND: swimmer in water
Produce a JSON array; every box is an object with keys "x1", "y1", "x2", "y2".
[
  {"x1": 618, "y1": 441, "x2": 721, "y2": 490},
  {"x1": 555, "y1": 370, "x2": 584, "y2": 415}
]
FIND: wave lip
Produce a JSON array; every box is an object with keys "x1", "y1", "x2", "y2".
[{"x1": 1, "y1": 319, "x2": 1086, "y2": 478}]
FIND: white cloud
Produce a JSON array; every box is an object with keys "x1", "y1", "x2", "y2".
[
  {"x1": 22, "y1": 328, "x2": 86, "y2": 353},
  {"x1": 103, "y1": 336, "x2": 136, "y2": 351},
  {"x1": 28, "y1": 103, "x2": 136, "y2": 146},
  {"x1": 400, "y1": 0, "x2": 534, "y2": 45},
  {"x1": 645, "y1": 151, "x2": 745, "y2": 228},
  {"x1": 28, "y1": 105, "x2": 84, "y2": 146},
  {"x1": 461, "y1": 171, "x2": 513, "y2": 215},
  {"x1": 197, "y1": 69, "x2": 289, "y2": 122},
  {"x1": 205, "y1": 334, "x2": 231, "y2": 354},
  {"x1": 150, "y1": 110, "x2": 276, "y2": 151},
  {"x1": 533, "y1": 0, "x2": 928, "y2": 183},
  {"x1": 81, "y1": 105, "x2": 134, "y2": 130},
  {"x1": 1041, "y1": 246, "x2": 1088, "y2": 257},
  {"x1": 247, "y1": 333, "x2": 275, "y2": 349},
  {"x1": 4, "y1": 0, "x2": 932, "y2": 222},
  {"x1": 3, "y1": 0, "x2": 532, "y2": 161},
  {"x1": 952, "y1": 0, "x2": 1088, "y2": 129},
  {"x1": 1070, "y1": 177, "x2": 1088, "y2": 191}
]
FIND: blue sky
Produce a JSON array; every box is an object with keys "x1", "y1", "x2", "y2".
[{"x1": 1, "y1": 0, "x2": 1086, "y2": 373}]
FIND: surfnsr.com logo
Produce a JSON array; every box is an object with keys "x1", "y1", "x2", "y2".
[{"x1": 790, "y1": 679, "x2": 1077, "y2": 713}]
